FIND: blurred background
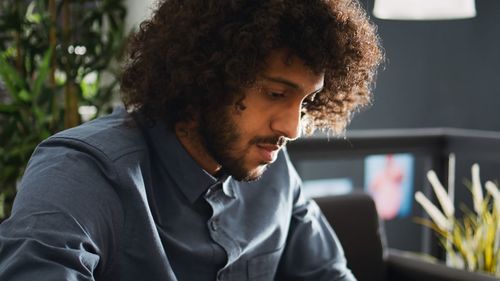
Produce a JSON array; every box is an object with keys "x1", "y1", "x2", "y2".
[{"x1": 353, "y1": 0, "x2": 500, "y2": 132}]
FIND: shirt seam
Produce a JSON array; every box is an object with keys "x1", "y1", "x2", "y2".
[
  {"x1": 48, "y1": 135, "x2": 128, "y2": 277},
  {"x1": 50, "y1": 136, "x2": 146, "y2": 162}
]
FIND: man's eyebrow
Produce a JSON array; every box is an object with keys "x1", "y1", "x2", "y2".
[{"x1": 261, "y1": 75, "x2": 300, "y2": 90}]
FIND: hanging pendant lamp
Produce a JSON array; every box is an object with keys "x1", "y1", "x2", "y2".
[{"x1": 373, "y1": 0, "x2": 476, "y2": 20}]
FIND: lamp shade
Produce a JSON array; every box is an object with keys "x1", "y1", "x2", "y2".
[{"x1": 373, "y1": 0, "x2": 476, "y2": 20}]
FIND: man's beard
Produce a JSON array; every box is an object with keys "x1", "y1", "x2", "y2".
[{"x1": 198, "y1": 106, "x2": 286, "y2": 182}]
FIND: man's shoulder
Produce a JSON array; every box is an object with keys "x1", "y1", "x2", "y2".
[{"x1": 46, "y1": 107, "x2": 147, "y2": 161}]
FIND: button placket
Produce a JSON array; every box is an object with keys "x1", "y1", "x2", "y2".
[
  {"x1": 210, "y1": 218, "x2": 219, "y2": 231},
  {"x1": 205, "y1": 185, "x2": 243, "y2": 278},
  {"x1": 205, "y1": 189, "x2": 224, "y2": 238}
]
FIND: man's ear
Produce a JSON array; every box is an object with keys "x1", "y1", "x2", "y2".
[{"x1": 234, "y1": 94, "x2": 247, "y2": 113}]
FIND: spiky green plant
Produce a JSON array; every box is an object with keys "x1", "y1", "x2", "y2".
[{"x1": 415, "y1": 164, "x2": 500, "y2": 276}]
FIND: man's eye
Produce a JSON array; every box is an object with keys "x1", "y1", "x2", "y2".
[{"x1": 268, "y1": 92, "x2": 285, "y2": 99}]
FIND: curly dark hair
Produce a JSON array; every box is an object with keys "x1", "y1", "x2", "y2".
[{"x1": 121, "y1": 0, "x2": 383, "y2": 134}]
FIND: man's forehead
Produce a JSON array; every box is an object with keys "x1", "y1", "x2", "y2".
[{"x1": 262, "y1": 50, "x2": 324, "y2": 87}]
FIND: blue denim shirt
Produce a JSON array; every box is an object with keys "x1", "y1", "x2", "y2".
[{"x1": 0, "y1": 108, "x2": 355, "y2": 281}]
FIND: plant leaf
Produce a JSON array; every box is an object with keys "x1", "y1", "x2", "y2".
[
  {"x1": 32, "y1": 49, "x2": 52, "y2": 100},
  {"x1": 0, "y1": 55, "x2": 28, "y2": 100}
]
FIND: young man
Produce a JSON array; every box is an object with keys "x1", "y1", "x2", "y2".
[{"x1": 0, "y1": 0, "x2": 382, "y2": 280}]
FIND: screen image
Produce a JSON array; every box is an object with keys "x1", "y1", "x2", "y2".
[{"x1": 364, "y1": 153, "x2": 415, "y2": 220}]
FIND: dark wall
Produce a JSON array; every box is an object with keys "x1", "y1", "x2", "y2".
[{"x1": 350, "y1": 0, "x2": 500, "y2": 131}]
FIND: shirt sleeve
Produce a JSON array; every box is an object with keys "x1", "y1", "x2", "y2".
[
  {"x1": 0, "y1": 137, "x2": 123, "y2": 280},
  {"x1": 277, "y1": 158, "x2": 357, "y2": 281}
]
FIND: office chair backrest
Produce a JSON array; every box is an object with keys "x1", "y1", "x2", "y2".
[{"x1": 314, "y1": 192, "x2": 387, "y2": 281}]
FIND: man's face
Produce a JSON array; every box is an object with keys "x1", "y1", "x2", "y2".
[{"x1": 198, "y1": 50, "x2": 324, "y2": 181}]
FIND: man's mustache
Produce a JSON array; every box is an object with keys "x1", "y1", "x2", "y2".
[{"x1": 250, "y1": 136, "x2": 287, "y2": 147}]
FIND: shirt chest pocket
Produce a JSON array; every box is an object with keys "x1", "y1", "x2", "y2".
[{"x1": 247, "y1": 247, "x2": 283, "y2": 281}]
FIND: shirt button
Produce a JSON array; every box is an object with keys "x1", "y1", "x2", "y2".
[
  {"x1": 205, "y1": 188, "x2": 212, "y2": 197},
  {"x1": 210, "y1": 219, "x2": 218, "y2": 231}
]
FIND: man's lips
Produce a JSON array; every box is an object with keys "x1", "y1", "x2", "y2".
[{"x1": 256, "y1": 144, "x2": 281, "y2": 163}]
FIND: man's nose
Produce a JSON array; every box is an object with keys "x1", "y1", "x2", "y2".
[{"x1": 270, "y1": 104, "x2": 302, "y2": 141}]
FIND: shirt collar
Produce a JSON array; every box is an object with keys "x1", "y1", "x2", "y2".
[{"x1": 135, "y1": 112, "x2": 235, "y2": 204}]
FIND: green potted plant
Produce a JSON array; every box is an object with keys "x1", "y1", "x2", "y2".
[
  {"x1": 415, "y1": 158, "x2": 500, "y2": 277},
  {"x1": 0, "y1": 0, "x2": 127, "y2": 219}
]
